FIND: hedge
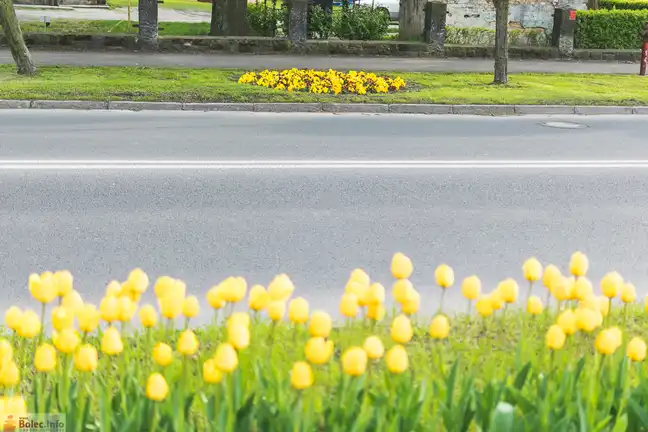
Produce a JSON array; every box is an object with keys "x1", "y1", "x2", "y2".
[
  {"x1": 575, "y1": 9, "x2": 648, "y2": 49},
  {"x1": 600, "y1": 0, "x2": 648, "y2": 9}
]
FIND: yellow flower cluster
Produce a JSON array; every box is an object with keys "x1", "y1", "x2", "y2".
[{"x1": 238, "y1": 69, "x2": 406, "y2": 95}]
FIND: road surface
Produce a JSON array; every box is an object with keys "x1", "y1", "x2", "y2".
[
  {"x1": 1, "y1": 110, "x2": 647, "y2": 321},
  {"x1": 0, "y1": 50, "x2": 641, "y2": 73}
]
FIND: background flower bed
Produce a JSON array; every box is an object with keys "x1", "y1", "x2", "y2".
[{"x1": 3, "y1": 252, "x2": 648, "y2": 430}]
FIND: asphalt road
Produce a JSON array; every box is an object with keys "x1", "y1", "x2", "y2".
[
  {"x1": 0, "y1": 50, "x2": 641, "y2": 73},
  {"x1": 2, "y1": 110, "x2": 648, "y2": 321}
]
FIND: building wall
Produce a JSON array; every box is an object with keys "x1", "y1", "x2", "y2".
[{"x1": 446, "y1": 0, "x2": 587, "y2": 32}]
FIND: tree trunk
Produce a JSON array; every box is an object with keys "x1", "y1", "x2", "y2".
[
  {"x1": 138, "y1": 0, "x2": 158, "y2": 48},
  {"x1": 398, "y1": 0, "x2": 426, "y2": 41},
  {"x1": 0, "y1": 0, "x2": 37, "y2": 76},
  {"x1": 587, "y1": 0, "x2": 599, "y2": 9},
  {"x1": 210, "y1": 0, "x2": 225, "y2": 35},
  {"x1": 493, "y1": 0, "x2": 508, "y2": 84}
]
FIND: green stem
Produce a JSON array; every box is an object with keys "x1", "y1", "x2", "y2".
[
  {"x1": 438, "y1": 289, "x2": 446, "y2": 315},
  {"x1": 38, "y1": 303, "x2": 47, "y2": 345}
]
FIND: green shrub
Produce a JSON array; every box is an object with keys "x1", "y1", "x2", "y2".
[
  {"x1": 247, "y1": 4, "x2": 283, "y2": 37},
  {"x1": 600, "y1": 0, "x2": 648, "y2": 9},
  {"x1": 445, "y1": 26, "x2": 548, "y2": 46},
  {"x1": 333, "y1": 5, "x2": 390, "y2": 40},
  {"x1": 575, "y1": 9, "x2": 648, "y2": 49}
]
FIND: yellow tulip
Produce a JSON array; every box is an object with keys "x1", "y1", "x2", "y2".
[
  {"x1": 601, "y1": 271, "x2": 623, "y2": 299},
  {"x1": 551, "y1": 277, "x2": 571, "y2": 302},
  {"x1": 339, "y1": 293, "x2": 359, "y2": 318},
  {"x1": 203, "y1": 359, "x2": 224, "y2": 384},
  {"x1": 154, "y1": 276, "x2": 175, "y2": 299},
  {"x1": 497, "y1": 279, "x2": 518, "y2": 304},
  {"x1": 128, "y1": 268, "x2": 149, "y2": 293},
  {"x1": 267, "y1": 301, "x2": 286, "y2": 322},
  {"x1": 159, "y1": 291, "x2": 184, "y2": 320},
  {"x1": 429, "y1": 315, "x2": 450, "y2": 339},
  {"x1": 227, "y1": 312, "x2": 250, "y2": 330},
  {"x1": 0, "y1": 361, "x2": 19, "y2": 386},
  {"x1": 73, "y1": 344, "x2": 98, "y2": 372},
  {"x1": 579, "y1": 295, "x2": 599, "y2": 311},
  {"x1": 54, "y1": 328, "x2": 80, "y2": 354},
  {"x1": 573, "y1": 277, "x2": 593, "y2": 301},
  {"x1": 219, "y1": 277, "x2": 247, "y2": 303},
  {"x1": 599, "y1": 295, "x2": 611, "y2": 317},
  {"x1": 305, "y1": 337, "x2": 332, "y2": 364},
  {"x1": 366, "y1": 283, "x2": 385, "y2": 305},
  {"x1": 177, "y1": 330, "x2": 199, "y2": 356},
  {"x1": 367, "y1": 303, "x2": 386, "y2": 321},
  {"x1": 29, "y1": 272, "x2": 56, "y2": 304},
  {"x1": 34, "y1": 343, "x2": 56, "y2": 372},
  {"x1": 476, "y1": 296, "x2": 493, "y2": 317},
  {"x1": 341, "y1": 347, "x2": 367, "y2": 376},
  {"x1": 0, "y1": 340, "x2": 12, "y2": 365},
  {"x1": 627, "y1": 337, "x2": 646, "y2": 362},
  {"x1": 53, "y1": 270, "x2": 73, "y2": 297},
  {"x1": 77, "y1": 304, "x2": 99, "y2": 333},
  {"x1": 4, "y1": 307, "x2": 22, "y2": 332},
  {"x1": 385, "y1": 345, "x2": 409, "y2": 374},
  {"x1": 153, "y1": 343, "x2": 173, "y2": 367},
  {"x1": 62, "y1": 290, "x2": 84, "y2": 313},
  {"x1": 248, "y1": 285, "x2": 269, "y2": 311},
  {"x1": 288, "y1": 297, "x2": 310, "y2": 324},
  {"x1": 596, "y1": 329, "x2": 620, "y2": 355},
  {"x1": 117, "y1": 297, "x2": 136, "y2": 322},
  {"x1": 308, "y1": 311, "x2": 332, "y2": 338},
  {"x1": 17, "y1": 309, "x2": 41, "y2": 339},
  {"x1": 346, "y1": 281, "x2": 369, "y2": 306},
  {"x1": 461, "y1": 276, "x2": 481, "y2": 300},
  {"x1": 267, "y1": 274, "x2": 295, "y2": 302},
  {"x1": 146, "y1": 373, "x2": 169, "y2": 402},
  {"x1": 401, "y1": 289, "x2": 420, "y2": 315},
  {"x1": 391, "y1": 314, "x2": 413, "y2": 344},
  {"x1": 391, "y1": 253, "x2": 413, "y2": 279},
  {"x1": 527, "y1": 296, "x2": 543, "y2": 315},
  {"x1": 205, "y1": 286, "x2": 225, "y2": 310},
  {"x1": 362, "y1": 336, "x2": 384, "y2": 360},
  {"x1": 620, "y1": 283, "x2": 637, "y2": 304},
  {"x1": 575, "y1": 308, "x2": 600, "y2": 333},
  {"x1": 392, "y1": 279, "x2": 414, "y2": 304},
  {"x1": 99, "y1": 296, "x2": 119, "y2": 323},
  {"x1": 542, "y1": 264, "x2": 562, "y2": 290},
  {"x1": 101, "y1": 327, "x2": 124, "y2": 356},
  {"x1": 569, "y1": 251, "x2": 589, "y2": 277},
  {"x1": 349, "y1": 268, "x2": 371, "y2": 287},
  {"x1": 227, "y1": 324, "x2": 250, "y2": 351},
  {"x1": 182, "y1": 296, "x2": 200, "y2": 319},
  {"x1": 105, "y1": 280, "x2": 122, "y2": 297},
  {"x1": 139, "y1": 304, "x2": 158, "y2": 328},
  {"x1": 290, "y1": 361, "x2": 314, "y2": 390},
  {"x1": 545, "y1": 325, "x2": 566, "y2": 350},
  {"x1": 522, "y1": 257, "x2": 543, "y2": 282},
  {"x1": 435, "y1": 264, "x2": 454, "y2": 288},
  {"x1": 557, "y1": 309, "x2": 578, "y2": 335},
  {"x1": 214, "y1": 343, "x2": 238, "y2": 373},
  {"x1": 609, "y1": 327, "x2": 623, "y2": 349},
  {"x1": 489, "y1": 291, "x2": 504, "y2": 311}
]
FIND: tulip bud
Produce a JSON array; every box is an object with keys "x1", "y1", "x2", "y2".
[
  {"x1": 573, "y1": 277, "x2": 593, "y2": 301},
  {"x1": 227, "y1": 324, "x2": 250, "y2": 351},
  {"x1": 146, "y1": 373, "x2": 169, "y2": 401},
  {"x1": 390, "y1": 314, "x2": 413, "y2": 344},
  {"x1": 139, "y1": 304, "x2": 158, "y2": 328},
  {"x1": 154, "y1": 276, "x2": 175, "y2": 299},
  {"x1": 627, "y1": 337, "x2": 646, "y2": 362},
  {"x1": 305, "y1": 337, "x2": 332, "y2": 365},
  {"x1": 545, "y1": 325, "x2": 566, "y2": 350},
  {"x1": 621, "y1": 283, "x2": 637, "y2": 304},
  {"x1": 569, "y1": 251, "x2": 589, "y2": 277},
  {"x1": 288, "y1": 297, "x2": 309, "y2": 324},
  {"x1": 341, "y1": 347, "x2": 367, "y2": 376},
  {"x1": 153, "y1": 343, "x2": 173, "y2": 367},
  {"x1": 557, "y1": 309, "x2": 578, "y2": 336},
  {"x1": 101, "y1": 327, "x2": 124, "y2": 356},
  {"x1": 392, "y1": 279, "x2": 414, "y2": 304},
  {"x1": 248, "y1": 285, "x2": 269, "y2": 311},
  {"x1": 17, "y1": 310, "x2": 41, "y2": 339},
  {"x1": 349, "y1": 268, "x2": 371, "y2": 287},
  {"x1": 177, "y1": 330, "x2": 199, "y2": 356},
  {"x1": 34, "y1": 343, "x2": 57, "y2": 373},
  {"x1": 476, "y1": 296, "x2": 493, "y2": 317},
  {"x1": 267, "y1": 274, "x2": 295, "y2": 302},
  {"x1": 461, "y1": 276, "x2": 481, "y2": 301},
  {"x1": 542, "y1": 265, "x2": 562, "y2": 290},
  {"x1": 53, "y1": 270, "x2": 74, "y2": 297},
  {"x1": 267, "y1": 301, "x2": 286, "y2": 322},
  {"x1": 214, "y1": 343, "x2": 238, "y2": 373},
  {"x1": 182, "y1": 296, "x2": 200, "y2": 319},
  {"x1": 497, "y1": 279, "x2": 519, "y2": 304},
  {"x1": 339, "y1": 293, "x2": 359, "y2": 318},
  {"x1": 601, "y1": 271, "x2": 623, "y2": 299},
  {"x1": 596, "y1": 328, "x2": 621, "y2": 355},
  {"x1": 385, "y1": 345, "x2": 409, "y2": 374},
  {"x1": 77, "y1": 304, "x2": 100, "y2": 333},
  {"x1": 526, "y1": 296, "x2": 543, "y2": 315},
  {"x1": 203, "y1": 359, "x2": 223, "y2": 384},
  {"x1": 522, "y1": 258, "x2": 543, "y2": 282},
  {"x1": 4, "y1": 307, "x2": 22, "y2": 332},
  {"x1": 435, "y1": 264, "x2": 454, "y2": 289},
  {"x1": 429, "y1": 315, "x2": 450, "y2": 339},
  {"x1": 308, "y1": 311, "x2": 332, "y2": 338},
  {"x1": 401, "y1": 289, "x2": 420, "y2": 315},
  {"x1": 362, "y1": 336, "x2": 384, "y2": 360},
  {"x1": 367, "y1": 303, "x2": 386, "y2": 321},
  {"x1": 290, "y1": 361, "x2": 314, "y2": 390},
  {"x1": 391, "y1": 253, "x2": 413, "y2": 279},
  {"x1": 29, "y1": 272, "x2": 57, "y2": 304}
]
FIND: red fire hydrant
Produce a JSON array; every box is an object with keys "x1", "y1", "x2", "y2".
[{"x1": 641, "y1": 22, "x2": 648, "y2": 76}]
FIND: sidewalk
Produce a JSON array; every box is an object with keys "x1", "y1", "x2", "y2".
[
  {"x1": 16, "y1": 6, "x2": 210, "y2": 22},
  {"x1": 0, "y1": 50, "x2": 641, "y2": 73}
]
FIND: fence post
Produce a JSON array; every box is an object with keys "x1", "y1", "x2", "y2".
[
  {"x1": 640, "y1": 22, "x2": 648, "y2": 76},
  {"x1": 423, "y1": 2, "x2": 447, "y2": 53},
  {"x1": 551, "y1": 8, "x2": 576, "y2": 58}
]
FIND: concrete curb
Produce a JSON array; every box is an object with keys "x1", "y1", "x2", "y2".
[{"x1": 2, "y1": 100, "x2": 648, "y2": 115}]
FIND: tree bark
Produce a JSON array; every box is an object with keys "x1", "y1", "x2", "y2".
[
  {"x1": 398, "y1": 0, "x2": 426, "y2": 41},
  {"x1": 0, "y1": 0, "x2": 37, "y2": 76},
  {"x1": 138, "y1": 0, "x2": 158, "y2": 48},
  {"x1": 210, "y1": 0, "x2": 225, "y2": 35},
  {"x1": 493, "y1": 0, "x2": 508, "y2": 84},
  {"x1": 586, "y1": 0, "x2": 599, "y2": 9},
  {"x1": 210, "y1": 0, "x2": 249, "y2": 36}
]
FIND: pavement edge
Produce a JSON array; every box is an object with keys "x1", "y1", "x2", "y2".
[{"x1": 0, "y1": 101, "x2": 647, "y2": 115}]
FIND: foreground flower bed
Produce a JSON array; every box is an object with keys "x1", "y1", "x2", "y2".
[
  {"x1": 237, "y1": 69, "x2": 406, "y2": 94},
  {"x1": 2, "y1": 252, "x2": 648, "y2": 430}
]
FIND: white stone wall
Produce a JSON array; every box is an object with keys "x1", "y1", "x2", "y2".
[{"x1": 446, "y1": 0, "x2": 587, "y2": 32}]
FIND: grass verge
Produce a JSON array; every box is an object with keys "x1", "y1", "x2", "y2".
[
  {"x1": 108, "y1": 0, "x2": 213, "y2": 12},
  {"x1": 18, "y1": 20, "x2": 210, "y2": 35},
  {"x1": 1, "y1": 66, "x2": 647, "y2": 105}
]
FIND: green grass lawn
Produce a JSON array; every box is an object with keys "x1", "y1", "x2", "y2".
[
  {"x1": 19, "y1": 20, "x2": 210, "y2": 35},
  {"x1": 1, "y1": 66, "x2": 647, "y2": 105},
  {"x1": 108, "y1": 0, "x2": 213, "y2": 12}
]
